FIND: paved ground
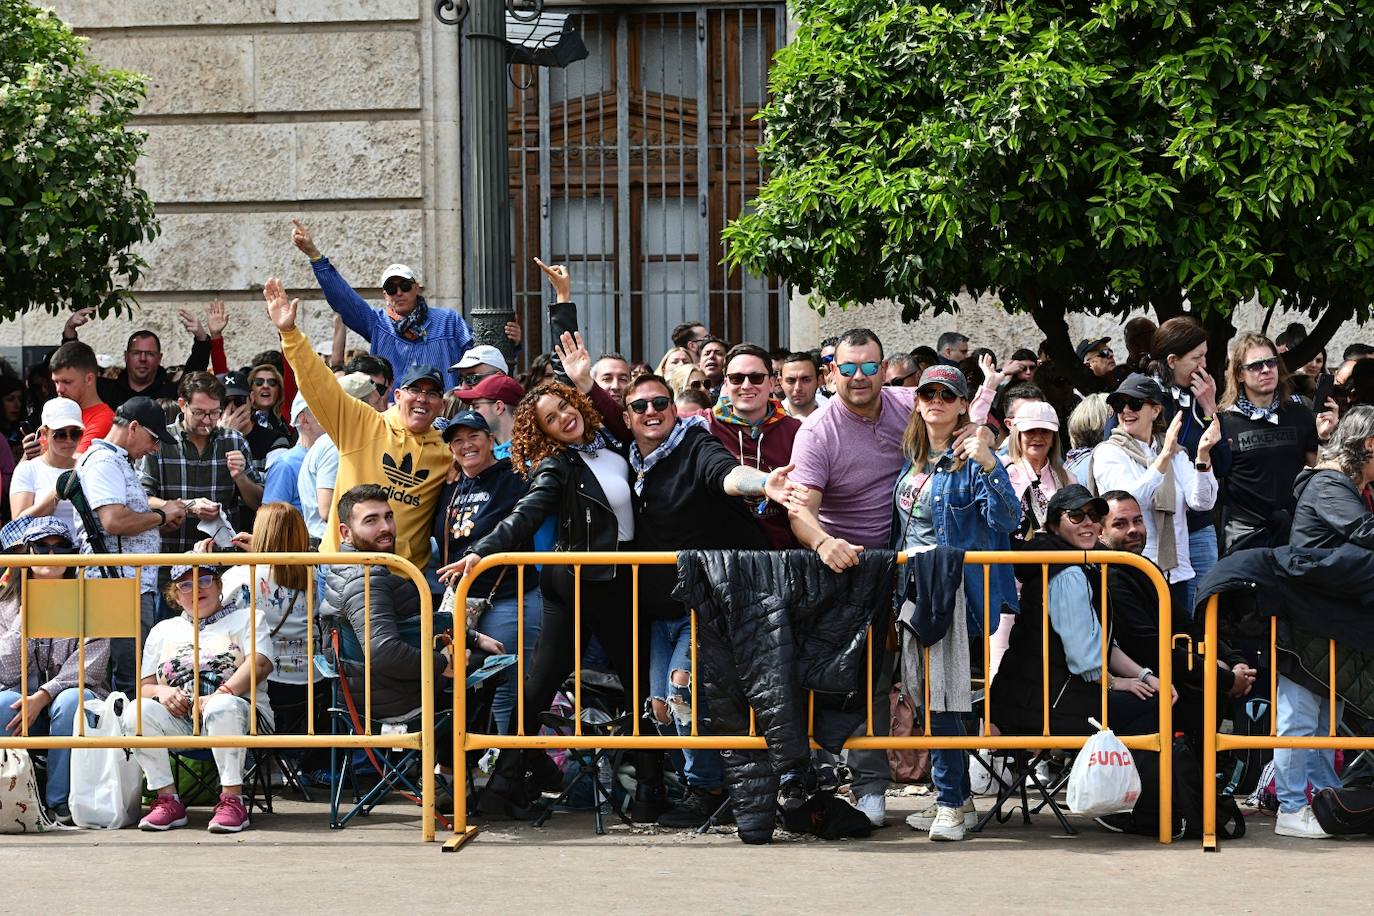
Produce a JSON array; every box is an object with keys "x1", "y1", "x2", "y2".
[{"x1": 9, "y1": 786, "x2": 1374, "y2": 912}]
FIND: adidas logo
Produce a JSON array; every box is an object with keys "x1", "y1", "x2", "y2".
[{"x1": 382, "y1": 452, "x2": 430, "y2": 489}]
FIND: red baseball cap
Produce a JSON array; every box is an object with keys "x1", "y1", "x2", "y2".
[{"x1": 453, "y1": 373, "x2": 524, "y2": 405}]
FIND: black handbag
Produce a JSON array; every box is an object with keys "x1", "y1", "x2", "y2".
[{"x1": 1312, "y1": 785, "x2": 1374, "y2": 835}]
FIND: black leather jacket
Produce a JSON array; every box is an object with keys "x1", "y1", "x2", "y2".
[{"x1": 469, "y1": 444, "x2": 629, "y2": 580}]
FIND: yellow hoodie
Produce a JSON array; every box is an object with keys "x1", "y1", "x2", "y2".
[{"x1": 280, "y1": 326, "x2": 448, "y2": 570}]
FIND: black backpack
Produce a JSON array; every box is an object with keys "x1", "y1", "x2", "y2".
[
  {"x1": 1312, "y1": 785, "x2": 1374, "y2": 835},
  {"x1": 1121, "y1": 737, "x2": 1245, "y2": 840}
]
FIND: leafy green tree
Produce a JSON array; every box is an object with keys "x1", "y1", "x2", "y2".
[
  {"x1": 725, "y1": 0, "x2": 1371, "y2": 376},
  {"x1": 0, "y1": 0, "x2": 157, "y2": 321}
]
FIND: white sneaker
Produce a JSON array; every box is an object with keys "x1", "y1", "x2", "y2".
[
  {"x1": 905, "y1": 797, "x2": 977, "y2": 831},
  {"x1": 1275, "y1": 805, "x2": 1332, "y2": 839},
  {"x1": 929, "y1": 804, "x2": 969, "y2": 841},
  {"x1": 854, "y1": 792, "x2": 887, "y2": 827}
]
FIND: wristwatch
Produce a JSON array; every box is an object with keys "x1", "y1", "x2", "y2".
[
  {"x1": 1194, "y1": 461, "x2": 1211, "y2": 472},
  {"x1": 1137, "y1": 667, "x2": 1154, "y2": 684}
]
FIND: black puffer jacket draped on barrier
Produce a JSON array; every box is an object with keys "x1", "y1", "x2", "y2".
[
  {"x1": 1196, "y1": 542, "x2": 1374, "y2": 717},
  {"x1": 672, "y1": 549, "x2": 898, "y2": 844}
]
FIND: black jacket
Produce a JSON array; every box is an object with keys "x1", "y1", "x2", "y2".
[
  {"x1": 469, "y1": 441, "x2": 630, "y2": 581},
  {"x1": 1196, "y1": 543, "x2": 1374, "y2": 716},
  {"x1": 1290, "y1": 467, "x2": 1374, "y2": 550},
  {"x1": 673, "y1": 549, "x2": 897, "y2": 844},
  {"x1": 94, "y1": 337, "x2": 212, "y2": 408},
  {"x1": 324, "y1": 544, "x2": 448, "y2": 721},
  {"x1": 433, "y1": 458, "x2": 534, "y2": 601}
]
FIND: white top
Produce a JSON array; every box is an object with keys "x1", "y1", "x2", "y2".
[
  {"x1": 577, "y1": 448, "x2": 634, "y2": 541},
  {"x1": 10, "y1": 458, "x2": 78, "y2": 536},
  {"x1": 253, "y1": 569, "x2": 311, "y2": 685},
  {"x1": 76, "y1": 440, "x2": 160, "y2": 593},
  {"x1": 1091, "y1": 437, "x2": 1217, "y2": 583},
  {"x1": 141, "y1": 602, "x2": 274, "y2": 714}
]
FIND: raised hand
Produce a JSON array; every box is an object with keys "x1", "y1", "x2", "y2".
[
  {"x1": 177, "y1": 308, "x2": 208, "y2": 341},
  {"x1": 291, "y1": 218, "x2": 321, "y2": 260},
  {"x1": 1159, "y1": 412, "x2": 1184, "y2": 459},
  {"x1": 505, "y1": 320, "x2": 523, "y2": 348},
  {"x1": 207, "y1": 299, "x2": 229, "y2": 338},
  {"x1": 1197, "y1": 416, "x2": 1222, "y2": 463},
  {"x1": 63, "y1": 306, "x2": 95, "y2": 338},
  {"x1": 263, "y1": 277, "x2": 299, "y2": 332},
  {"x1": 554, "y1": 330, "x2": 593, "y2": 392},
  {"x1": 535, "y1": 257, "x2": 572, "y2": 303},
  {"x1": 978, "y1": 352, "x2": 1004, "y2": 390},
  {"x1": 1191, "y1": 368, "x2": 1218, "y2": 416}
]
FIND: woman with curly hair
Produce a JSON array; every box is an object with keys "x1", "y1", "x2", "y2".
[{"x1": 440, "y1": 378, "x2": 643, "y2": 819}]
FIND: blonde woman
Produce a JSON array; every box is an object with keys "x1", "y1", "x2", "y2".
[
  {"x1": 666, "y1": 363, "x2": 709, "y2": 399},
  {"x1": 656, "y1": 347, "x2": 693, "y2": 377}
]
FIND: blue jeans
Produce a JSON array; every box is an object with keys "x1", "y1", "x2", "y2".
[
  {"x1": 475, "y1": 589, "x2": 543, "y2": 735},
  {"x1": 1183, "y1": 526, "x2": 1218, "y2": 617},
  {"x1": 930, "y1": 711, "x2": 970, "y2": 807},
  {"x1": 110, "y1": 590, "x2": 160, "y2": 697},
  {"x1": 0, "y1": 688, "x2": 97, "y2": 807},
  {"x1": 1275, "y1": 674, "x2": 1344, "y2": 813},
  {"x1": 648, "y1": 616, "x2": 722, "y2": 790}
]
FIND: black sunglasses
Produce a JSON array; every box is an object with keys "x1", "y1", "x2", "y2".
[
  {"x1": 1115, "y1": 396, "x2": 1156, "y2": 413},
  {"x1": 1064, "y1": 508, "x2": 1103, "y2": 525},
  {"x1": 30, "y1": 542, "x2": 76, "y2": 555},
  {"x1": 886, "y1": 370, "x2": 918, "y2": 387},
  {"x1": 459, "y1": 373, "x2": 483, "y2": 389},
  {"x1": 917, "y1": 387, "x2": 959, "y2": 403},
  {"x1": 383, "y1": 278, "x2": 414, "y2": 295},
  {"x1": 725, "y1": 372, "x2": 769, "y2": 386},
  {"x1": 1241, "y1": 357, "x2": 1279, "y2": 373},
  {"x1": 628, "y1": 396, "x2": 672, "y2": 414}
]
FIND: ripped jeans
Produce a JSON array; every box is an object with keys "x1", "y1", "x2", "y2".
[{"x1": 649, "y1": 615, "x2": 722, "y2": 791}]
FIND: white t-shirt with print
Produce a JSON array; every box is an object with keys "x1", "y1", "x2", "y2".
[
  {"x1": 141, "y1": 603, "x2": 274, "y2": 714},
  {"x1": 253, "y1": 569, "x2": 311, "y2": 685},
  {"x1": 10, "y1": 458, "x2": 78, "y2": 536}
]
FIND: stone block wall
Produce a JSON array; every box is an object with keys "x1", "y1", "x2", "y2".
[{"x1": 8, "y1": 0, "x2": 458, "y2": 371}]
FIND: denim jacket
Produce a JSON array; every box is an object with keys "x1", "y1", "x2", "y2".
[{"x1": 889, "y1": 451, "x2": 1022, "y2": 636}]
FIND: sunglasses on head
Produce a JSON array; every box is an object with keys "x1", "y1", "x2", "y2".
[
  {"x1": 917, "y1": 387, "x2": 959, "y2": 403},
  {"x1": 628, "y1": 396, "x2": 672, "y2": 414},
  {"x1": 384, "y1": 278, "x2": 414, "y2": 295},
  {"x1": 726, "y1": 371, "x2": 769, "y2": 386},
  {"x1": 1241, "y1": 357, "x2": 1279, "y2": 373},
  {"x1": 48, "y1": 428, "x2": 81, "y2": 442},
  {"x1": 29, "y1": 542, "x2": 76, "y2": 555},
  {"x1": 1064, "y1": 508, "x2": 1103, "y2": 525},
  {"x1": 837, "y1": 361, "x2": 880, "y2": 378},
  {"x1": 174, "y1": 574, "x2": 217, "y2": 593}
]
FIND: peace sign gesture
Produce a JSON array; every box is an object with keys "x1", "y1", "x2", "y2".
[{"x1": 535, "y1": 257, "x2": 572, "y2": 303}]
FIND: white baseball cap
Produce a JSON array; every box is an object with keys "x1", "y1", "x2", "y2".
[
  {"x1": 41, "y1": 397, "x2": 84, "y2": 431},
  {"x1": 452, "y1": 344, "x2": 509, "y2": 374},
  {"x1": 290, "y1": 392, "x2": 311, "y2": 423},
  {"x1": 379, "y1": 263, "x2": 418, "y2": 287}
]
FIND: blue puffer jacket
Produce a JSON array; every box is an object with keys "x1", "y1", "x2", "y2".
[
  {"x1": 312, "y1": 257, "x2": 474, "y2": 391},
  {"x1": 889, "y1": 451, "x2": 1022, "y2": 636}
]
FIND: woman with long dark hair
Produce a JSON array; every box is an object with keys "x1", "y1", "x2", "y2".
[{"x1": 441, "y1": 380, "x2": 650, "y2": 819}]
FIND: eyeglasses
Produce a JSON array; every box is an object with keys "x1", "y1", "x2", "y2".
[
  {"x1": 1241, "y1": 357, "x2": 1279, "y2": 373},
  {"x1": 917, "y1": 387, "x2": 959, "y2": 403},
  {"x1": 384, "y1": 278, "x2": 415, "y2": 295},
  {"x1": 725, "y1": 371, "x2": 769, "y2": 386},
  {"x1": 187, "y1": 407, "x2": 222, "y2": 421},
  {"x1": 48, "y1": 428, "x2": 81, "y2": 442},
  {"x1": 1064, "y1": 508, "x2": 1103, "y2": 525},
  {"x1": 401, "y1": 385, "x2": 442, "y2": 400},
  {"x1": 837, "y1": 361, "x2": 881, "y2": 378},
  {"x1": 886, "y1": 370, "x2": 918, "y2": 387},
  {"x1": 251, "y1": 377, "x2": 280, "y2": 388},
  {"x1": 628, "y1": 396, "x2": 673, "y2": 414},
  {"x1": 174, "y1": 574, "x2": 217, "y2": 594},
  {"x1": 29, "y1": 542, "x2": 76, "y2": 555}
]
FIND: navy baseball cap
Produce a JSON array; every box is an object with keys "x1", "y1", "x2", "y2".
[
  {"x1": 442, "y1": 409, "x2": 492, "y2": 442},
  {"x1": 117, "y1": 396, "x2": 176, "y2": 444},
  {"x1": 397, "y1": 364, "x2": 444, "y2": 391}
]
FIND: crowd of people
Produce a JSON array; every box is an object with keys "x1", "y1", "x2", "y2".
[{"x1": 0, "y1": 218, "x2": 1368, "y2": 843}]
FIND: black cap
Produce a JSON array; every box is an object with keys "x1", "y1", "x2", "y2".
[
  {"x1": 218, "y1": 370, "x2": 250, "y2": 398},
  {"x1": 397, "y1": 364, "x2": 444, "y2": 391},
  {"x1": 1045, "y1": 484, "x2": 1108, "y2": 525},
  {"x1": 1075, "y1": 337, "x2": 1111, "y2": 362},
  {"x1": 441, "y1": 409, "x2": 491, "y2": 442},
  {"x1": 1106, "y1": 372, "x2": 1166, "y2": 411},
  {"x1": 1010, "y1": 348, "x2": 1038, "y2": 364},
  {"x1": 117, "y1": 396, "x2": 175, "y2": 444}
]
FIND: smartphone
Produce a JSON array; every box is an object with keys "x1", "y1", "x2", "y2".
[{"x1": 1312, "y1": 372, "x2": 1335, "y2": 413}]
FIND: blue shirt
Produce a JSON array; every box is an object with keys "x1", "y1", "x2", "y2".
[
  {"x1": 1048, "y1": 566, "x2": 1105, "y2": 681},
  {"x1": 263, "y1": 443, "x2": 307, "y2": 514},
  {"x1": 298, "y1": 435, "x2": 339, "y2": 541},
  {"x1": 312, "y1": 257, "x2": 474, "y2": 391}
]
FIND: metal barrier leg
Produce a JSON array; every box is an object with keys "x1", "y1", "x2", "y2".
[{"x1": 1201, "y1": 596, "x2": 1219, "y2": 852}]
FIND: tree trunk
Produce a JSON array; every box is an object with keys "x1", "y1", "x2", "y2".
[{"x1": 1280, "y1": 299, "x2": 1356, "y2": 373}]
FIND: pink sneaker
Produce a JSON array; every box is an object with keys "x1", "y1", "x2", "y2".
[
  {"x1": 139, "y1": 795, "x2": 188, "y2": 831},
  {"x1": 208, "y1": 792, "x2": 250, "y2": 834}
]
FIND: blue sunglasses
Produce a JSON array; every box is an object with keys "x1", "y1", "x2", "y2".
[{"x1": 836, "y1": 361, "x2": 881, "y2": 378}]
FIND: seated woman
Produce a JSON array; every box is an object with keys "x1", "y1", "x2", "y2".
[
  {"x1": 0, "y1": 516, "x2": 108, "y2": 823},
  {"x1": 124, "y1": 563, "x2": 273, "y2": 834},
  {"x1": 992, "y1": 485, "x2": 1176, "y2": 740}
]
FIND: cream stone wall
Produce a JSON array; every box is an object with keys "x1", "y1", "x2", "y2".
[{"x1": 7, "y1": 0, "x2": 458, "y2": 370}]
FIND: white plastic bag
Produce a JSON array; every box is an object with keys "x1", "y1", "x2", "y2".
[
  {"x1": 69, "y1": 692, "x2": 144, "y2": 829},
  {"x1": 1066, "y1": 718, "x2": 1142, "y2": 817}
]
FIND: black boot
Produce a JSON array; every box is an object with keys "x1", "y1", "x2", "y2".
[
  {"x1": 658, "y1": 787, "x2": 734, "y2": 828},
  {"x1": 478, "y1": 750, "x2": 536, "y2": 820},
  {"x1": 629, "y1": 750, "x2": 669, "y2": 823}
]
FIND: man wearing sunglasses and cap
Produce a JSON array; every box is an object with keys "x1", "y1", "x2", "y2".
[{"x1": 290, "y1": 218, "x2": 522, "y2": 391}]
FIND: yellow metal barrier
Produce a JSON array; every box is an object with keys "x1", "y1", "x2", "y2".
[
  {"x1": 1200, "y1": 594, "x2": 1368, "y2": 851},
  {"x1": 445, "y1": 549, "x2": 1175, "y2": 851},
  {"x1": 1, "y1": 552, "x2": 437, "y2": 843}
]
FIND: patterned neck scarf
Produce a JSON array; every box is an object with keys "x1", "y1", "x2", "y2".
[
  {"x1": 567, "y1": 427, "x2": 616, "y2": 456},
  {"x1": 711, "y1": 394, "x2": 789, "y2": 439},
  {"x1": 1231, "y1": 393, "x2": 1280, "y2": 425},
  {"x1": 387, "y1": 296, "x2": 429, "y2": 343},
  {"x1": 629, "y1": 416, "x2": 708, "y2": 495},
  {"x1": 181, "y1": 604, "x2": 235, "y2": 628}
]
